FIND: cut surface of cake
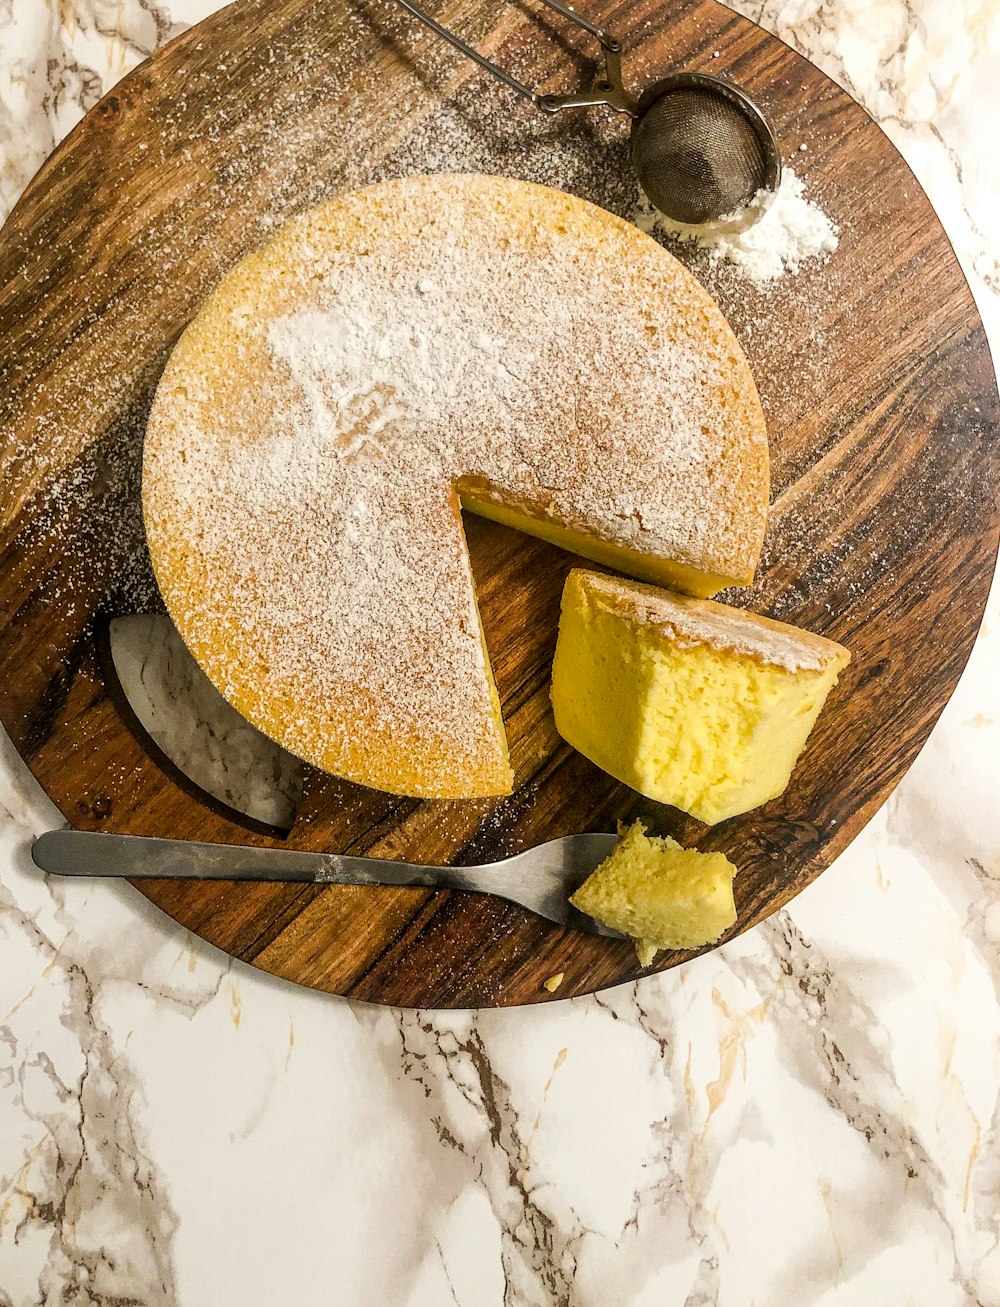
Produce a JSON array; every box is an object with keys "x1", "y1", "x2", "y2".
[
  {"x1": 143, "y1": 175, "x2": 768, "y2": 799},
  {"x1": 570, "y1": 821, "x2": 737, "y2": 963},
  {"x1": 551, "y1": 570, "x2": 851, "y2": 823}
]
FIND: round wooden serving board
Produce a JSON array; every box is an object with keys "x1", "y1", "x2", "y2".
[{"x1": 1, "y1": 0, "x2": 998, "y2": 1008}]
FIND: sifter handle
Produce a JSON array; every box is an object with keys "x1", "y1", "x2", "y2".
[{"x1": 392, "y1": 0, "x2": 637, "y2": 116}]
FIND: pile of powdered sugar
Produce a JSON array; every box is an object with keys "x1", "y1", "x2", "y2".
[{"x1": 636, "y1": 167, "x2": 840, "y2": 285}]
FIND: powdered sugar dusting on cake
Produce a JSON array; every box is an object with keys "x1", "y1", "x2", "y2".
[
  {"x1": 143, "y1": 175, "x2": 768, "y2": 793},
  {"x1": 580, "y1": 570, "x2": 847, "y2": 673}
]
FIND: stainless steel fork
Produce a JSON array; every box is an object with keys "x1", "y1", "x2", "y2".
[{"x1": 31, "y1": 829, "x2": 625, "y2": 938}]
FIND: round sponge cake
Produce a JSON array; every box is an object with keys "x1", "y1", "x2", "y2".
[{"x1": 142, "y1": 174, "x2": 768, "y2": 799}]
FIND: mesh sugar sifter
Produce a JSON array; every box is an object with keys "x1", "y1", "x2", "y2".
[{"x1": 395, "y1": 0, "x2": 782, "y2": 227}]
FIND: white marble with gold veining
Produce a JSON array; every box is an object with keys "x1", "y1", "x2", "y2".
[{"x1": 1, "y1": 1, "x2": 999, "y2": 1303}]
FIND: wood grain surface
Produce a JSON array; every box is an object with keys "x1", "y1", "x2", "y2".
[{"x1": 0, "y1": 0, "x2": 997, "y2": 1008}]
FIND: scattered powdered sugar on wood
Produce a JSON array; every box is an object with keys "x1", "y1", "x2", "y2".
[{"x1": 636, "y1": 167, "x2": 839, "y2": 284}]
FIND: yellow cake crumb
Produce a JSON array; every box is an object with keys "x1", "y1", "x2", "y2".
[
  {"x1": 570, "y1": 821, "x2": 737, "y2": 961},
  {"x1": 551, "y1": 570, "x2": 851, "y2": 824},
  {"x1": 542, "y1": 973, "x2": 565, "y2": 993}
]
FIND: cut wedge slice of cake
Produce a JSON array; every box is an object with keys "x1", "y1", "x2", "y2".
[{"x1": 551, "y1": 570, "x2": 850, "y2": 823}]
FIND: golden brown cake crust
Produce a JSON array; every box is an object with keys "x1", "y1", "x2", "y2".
[
  {"x1": 142, "y1": 175, "x2": 769, "y2": 798},
  {"x1": 569, "y1": 569, "x2": 851, "y2": 672}
]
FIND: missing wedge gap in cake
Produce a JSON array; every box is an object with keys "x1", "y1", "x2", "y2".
[{"x1": 448, "y1": 481, "x2": 740, "y2": 802}]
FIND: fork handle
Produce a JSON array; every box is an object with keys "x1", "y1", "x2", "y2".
[{"x1": 31, "y1": 829, "x2": 481, "y2": 892}]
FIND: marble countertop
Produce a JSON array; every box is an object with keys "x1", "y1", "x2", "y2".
[{"x1": 1, "y1": 0, "x2": 999, "y2": 1302}]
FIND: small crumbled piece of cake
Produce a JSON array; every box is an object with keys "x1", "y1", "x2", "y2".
[
  {"x1": 551, "y1": 570, "x2": 851, "y2": 824},
  {"x1": 634, "y1": 941, "x2": 659, "y2": 968},
  {"x1": 570, "y1": 822, "x2": 737, "y2": 962},
  {"x1": 542, "y1": 972, "x2": 565, "y2": 993}
]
